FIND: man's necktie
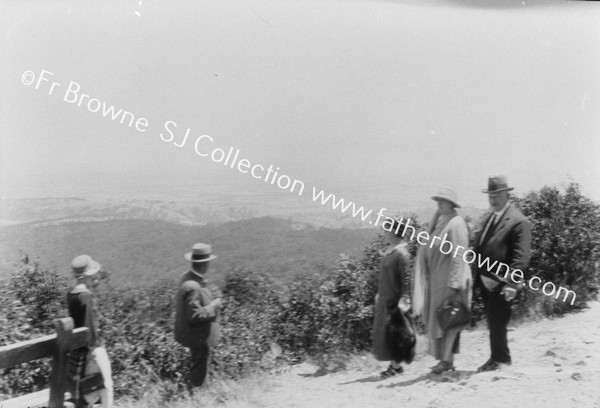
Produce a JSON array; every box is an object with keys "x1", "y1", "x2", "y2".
[{"x1": 479, "y1": 214, "x2": 496, "y2": 245}]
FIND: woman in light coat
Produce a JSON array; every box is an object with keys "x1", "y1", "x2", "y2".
[{"x1": 413, "y1": 188, "x2": 472, "y2": 374}]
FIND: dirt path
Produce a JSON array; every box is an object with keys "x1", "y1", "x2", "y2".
[{"x1": 228, "y1": 301, "x2": 600, "y2": 408}]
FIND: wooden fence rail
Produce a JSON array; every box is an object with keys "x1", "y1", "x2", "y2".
[{"x1": 0, "y1": 318, "x2": 89, "y2": 408}]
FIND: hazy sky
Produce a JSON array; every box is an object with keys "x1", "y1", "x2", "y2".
[{"x1": 1, "y1": 0, "x2": 599, "y2": 210}]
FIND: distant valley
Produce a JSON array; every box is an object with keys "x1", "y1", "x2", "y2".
[
  {"x1": 0, "y1": 216, "x2": 376, "y2": 287},
  {"x1": 0, "y1": 196, "x2": 485, "y2": 287}
]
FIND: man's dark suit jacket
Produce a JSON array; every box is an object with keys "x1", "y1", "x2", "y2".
[
  {"x1": 474, "y1": 203, "x2": 532, "y2": 290},
  {"x1": 174, "y1": 271, "x2": 220, "y2": 349}
]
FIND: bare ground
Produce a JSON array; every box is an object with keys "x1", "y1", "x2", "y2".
[{"x1": 121, "y1": 301, "x2": 600, "y2": 408}]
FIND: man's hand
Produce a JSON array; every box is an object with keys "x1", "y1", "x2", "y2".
[
  {"x1": 398, "y1": 297, "x2": 411, "y2": 313},
  {"x1": 211, "y1": 298, "x2": 223, "y2": 309}
]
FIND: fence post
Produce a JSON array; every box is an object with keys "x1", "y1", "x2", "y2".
[{"x1": 48, "y1": 317, "x2": 74, "y2": 408}]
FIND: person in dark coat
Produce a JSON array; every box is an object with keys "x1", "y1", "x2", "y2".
[
  {"x1": 67, "y1": 255, "x2": 113, "y2": 408},
  {"x1": 174, "y1": 243, "x2": 222, "y2": 390},
  {"x1": 474, "y1": 176, "x2": 531, "y2": 372},
  {"x1": 68, "y1": 256, "x2": 100, "y2": 348},
  {"x1": 372, "y1": 218, "x2": 412, "y2": 378}
]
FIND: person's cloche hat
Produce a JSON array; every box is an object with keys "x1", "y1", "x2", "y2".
[
  {"x1": 431, "y1": 186, "x2": 461, "y2": 208},
  {"x1": 71, "y1": 255, "x2": 101, "y2": 277}
]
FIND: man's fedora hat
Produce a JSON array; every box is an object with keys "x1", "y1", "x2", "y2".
[
  {"x1": 71, "y1": 255, "x2": 101, "y2": 277},
  {"x1": 185, "y1": 243, "x2": 217, "y2": 263},
  {"x1": 482, "y1": 175, "x2": 515, "y2": 194},
  {"x1": 431, "y1": 186, "x2": 461, "y2": 208}
]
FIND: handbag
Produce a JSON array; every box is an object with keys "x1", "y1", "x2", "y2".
[{"x1": 436, "y1": 297, "x2": 470, "y2": 330}]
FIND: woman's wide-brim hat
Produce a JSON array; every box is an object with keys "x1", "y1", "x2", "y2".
[
  {"x1": 185, "y1": 243, "x2": 217, "y2": 263},
  {"x1": 431, "y1": 187, "x2": 461, "y2": 208},
  {"x1": 71, "y1": 255, "x2": 101, "y2": 276},
  {"x1": 482, "y1": 175, "x2": 515, "y2": 194}
]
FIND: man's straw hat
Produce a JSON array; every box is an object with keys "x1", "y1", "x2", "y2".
[{"x1": 185, "y1": 243, "x2": 217, "y2": 263}]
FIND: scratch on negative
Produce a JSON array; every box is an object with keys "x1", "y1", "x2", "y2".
[{"x1": 248, "y1": 4, "x2": 274, "y2": 29}]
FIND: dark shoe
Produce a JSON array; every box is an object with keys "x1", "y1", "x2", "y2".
[
  {"x1": 477, "y1": 359, "x2": 500, "y2": 372},
  {"x1": 380, "y1": 365, "x2": 403, "y2": 378},
  {"x1": 431, "y1": 361, "x2": 455, "y2": 374}
]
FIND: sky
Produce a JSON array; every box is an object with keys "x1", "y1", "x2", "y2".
[{"x1": 1, "y1": 0, "x2": 599, "y2": 211}]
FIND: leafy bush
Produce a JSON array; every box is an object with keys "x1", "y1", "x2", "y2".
[
  {"x1": 212, "y1": 269, "x2": 285, "y2": 378},
  {"x1": 0, "y1": 257, "x2": 67, "y2": 397},
  {"x1": 512, "y1": 183, "x2": 600, "y2": 317},
  {"x1": 273, "y1": 226, "x2": 413, "y2": 356}
]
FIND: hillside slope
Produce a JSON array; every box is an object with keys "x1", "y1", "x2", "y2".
[{"x1": 138, "y1": 301, "x2": 600, "y2": 408}]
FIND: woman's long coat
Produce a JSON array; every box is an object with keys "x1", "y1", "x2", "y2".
[
  {"x1": 420, "y1": 213, "x2": 472, "y2": 357},
  {"x1": 372, "y1": 244, "x2": 410, "y2": 361}
]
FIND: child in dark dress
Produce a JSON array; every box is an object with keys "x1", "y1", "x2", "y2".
[
  {"x1": 372, "y1": 218, "x2": 414, "y2": 378},
  {"x1": 67, "y1": 255, "x2": 113, "y2": 408}
]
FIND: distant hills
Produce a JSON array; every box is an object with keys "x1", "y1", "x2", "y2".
[
  {"x1": 0, "y1": 196, "x2": 485, "y2": 287},
  {"x1": 0, "y1": 197, "x2": 485, "y2": 228},
  {"x1": 0, "y1": 216, "x2": 377, "y2": 287}
]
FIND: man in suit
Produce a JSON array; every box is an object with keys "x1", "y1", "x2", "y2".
[
  {"x1": 174, "y1": 243, "x2": 222, "y2": 390},
  {"x1": 474, "y1": 176, "x2": 531, "y2": 372}
]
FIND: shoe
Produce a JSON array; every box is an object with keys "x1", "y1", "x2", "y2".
[
  {"x1": 380, "y1": 365, "x2": 403, "y2": 378},
  {"x1": 477, "y1": 359, "x2": 499, "y2": 373},
  {"x1": 430, "y1": 361, "x2": 455, "y2": 374}
]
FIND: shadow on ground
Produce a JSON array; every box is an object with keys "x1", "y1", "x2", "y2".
[
  {"x1": 338, "y1": 369, "x2": 478, "y2": 387},
  {"x1": 381, "y1": 370, "x2": 478, "y2": 388}
]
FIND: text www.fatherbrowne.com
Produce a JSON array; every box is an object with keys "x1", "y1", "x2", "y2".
[{"x1": 21, "y1": 68, "x2": 577, "y2": 305}]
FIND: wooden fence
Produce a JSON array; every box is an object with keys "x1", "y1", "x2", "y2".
[{"x1": 0, "y1": 318, "x2": 89, "y2": 408}]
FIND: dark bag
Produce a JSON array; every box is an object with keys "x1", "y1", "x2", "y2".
[
  {"x1": 79, "y1": 372, "x2": 105, "y2": 395},
  {"x1": 436, "y1": 297, "x2": 470, "y2": 331},
  {"x1": 385, "y1": 299, "x2": 416, "y2": 364}
]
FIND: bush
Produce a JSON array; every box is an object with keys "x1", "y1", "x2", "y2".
[
  {"x1": 212, "y1": 269, "x2": 285, "y2": 378},
  {"x1": 0, "y1": 256, "x2": 67, "y2": 397},
  {"x1": 272, "y1": 223, "x2": 421, "y2": 357},
  {"x1": 512, "y1": 182, "x2": 600, "y2": 317}
]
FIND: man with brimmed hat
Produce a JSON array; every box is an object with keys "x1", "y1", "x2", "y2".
[
  {"x1": 474, "y1": 176, "x2": 531, "y2": 373},
  {"x1": 174, "y1": 243, "x2": 223, "y2": 390},
  {"x1": 67, "y1": 255, "x2": 113, "y2": 408}
]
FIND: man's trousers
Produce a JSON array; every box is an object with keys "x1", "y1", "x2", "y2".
[
  {"x1": 481, "y1": 285, "x2": 513, "y2": 364},
  {"x1": 188, "y1": 342, "x2": 210, "y2": 388}
]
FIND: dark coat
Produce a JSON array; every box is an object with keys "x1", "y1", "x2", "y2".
[
  {"x1": 474, "y1": 203, "x2": 532, "y2": 289},
  {"x1": 67, "y1": 285, "x2": 99, "y2": 348},
  {"x1": 372, "y1": 245, "x2": 409, "y2": 361},
  {"x1": 174, "y1": 271, "x2": 220, "y2": 349}
]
